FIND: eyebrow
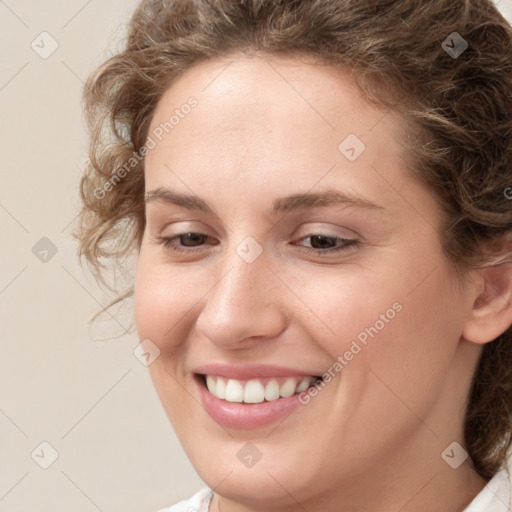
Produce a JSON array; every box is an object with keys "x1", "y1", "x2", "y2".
[{"x1": 144, "y1": 187, "x2": 386, "y2": 215}]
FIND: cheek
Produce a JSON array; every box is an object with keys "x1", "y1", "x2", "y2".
[
  {"x1": 314, "y1": 257, "x2": 461, "y2": 381},
  {"x1": 349, "y1": 264, "x2": 464, "y2": 416},
  {"x1": 134, "y1": 241, "x2": 460, "y2": 372},
  {"x1": 300, "y1": 267, "x2": 406, "y2": 360},
  {"x1": 133, "y1": 254, "x2": 199, "y2": 416},
  {"x1": 134, "y1": 251, "x2": 408, "y2": 359},
  {"x1": 133, "y1": 251, "x2": 197, "y2": 353}
]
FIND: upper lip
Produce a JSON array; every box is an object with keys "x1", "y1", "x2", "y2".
[{"x1": 193, "y1": 363, "x2": 322, "y2": 380}]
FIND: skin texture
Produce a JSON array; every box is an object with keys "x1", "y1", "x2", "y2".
[{"x1": 134, "y1": 54, "x2": 512, "y2": 512}]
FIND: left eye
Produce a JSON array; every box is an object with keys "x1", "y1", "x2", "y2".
[
  {"x1": 295, "y1": 234, "x2": 358, "y2": 254},
  {"x1": 156, "y1": 233, "x2": 358, "y2": 255}
]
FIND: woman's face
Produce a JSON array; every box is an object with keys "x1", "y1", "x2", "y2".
[{"x1": 135, "y1": 54, "x2": 482, "y2": 509}]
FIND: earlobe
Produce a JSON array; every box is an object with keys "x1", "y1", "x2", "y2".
[{"x1": 462, "y1": 263, "x2": 512, "y2": 344}]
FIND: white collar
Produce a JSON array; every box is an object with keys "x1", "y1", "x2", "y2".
[{"x1": 463, "y1": 458, "x2": 512, "y2": 512}]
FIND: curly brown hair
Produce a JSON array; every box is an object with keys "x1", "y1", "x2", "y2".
[{"x1": 75, "y1": 0, "x2": 512, "y2": 480}]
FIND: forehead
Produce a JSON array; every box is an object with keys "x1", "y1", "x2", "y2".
[
  {"x1": 145, "y1": 54, "x2": 407, "y2": 175},
  {"x1": 147, "y1": 53, "x2": 395, "y2": 141},
  {"x1": 142, "y1": 54, "x2": 438, "y2": 226}
]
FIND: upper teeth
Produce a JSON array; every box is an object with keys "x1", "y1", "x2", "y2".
[{"x1": 205, "y1": 375, "x2": 317, "y2": 403}]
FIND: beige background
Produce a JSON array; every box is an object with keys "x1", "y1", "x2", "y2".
[{"x1": 1, "y1": 1, "x2": 511, "y2": 511}]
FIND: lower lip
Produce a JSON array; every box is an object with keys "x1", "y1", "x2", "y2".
[{"x1": 195, "y1": 375, "x2": 307, "y2": 429}]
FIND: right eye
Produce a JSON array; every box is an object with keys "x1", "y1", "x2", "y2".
[{"x1": 156, "y1": 232, "x2": 218, "y2": 253}]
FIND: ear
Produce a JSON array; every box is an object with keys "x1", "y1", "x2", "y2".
[{"x1": 462, "y1": 262, "x2": 512, "y2": 344}]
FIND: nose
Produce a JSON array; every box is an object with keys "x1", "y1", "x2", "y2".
[{"x1": 195, "y1": 242, "x2": 288, "y2": 349}]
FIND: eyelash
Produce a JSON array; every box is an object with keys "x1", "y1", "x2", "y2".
[{"x1": 155, "y1": 233, "x2": 358, "y2": 256}]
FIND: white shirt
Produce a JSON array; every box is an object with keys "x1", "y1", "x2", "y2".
[{"x1": 157, "y1": 463, "x2": 512, "y2": 512}]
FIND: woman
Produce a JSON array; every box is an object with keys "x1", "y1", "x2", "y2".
[{"x1": 75, "y1": 0, "x2": 512, "y2": 510}]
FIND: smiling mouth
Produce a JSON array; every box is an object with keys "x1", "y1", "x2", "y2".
[{"x1": 197, "y1": 374, "x2": 324, "y2": 404}]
